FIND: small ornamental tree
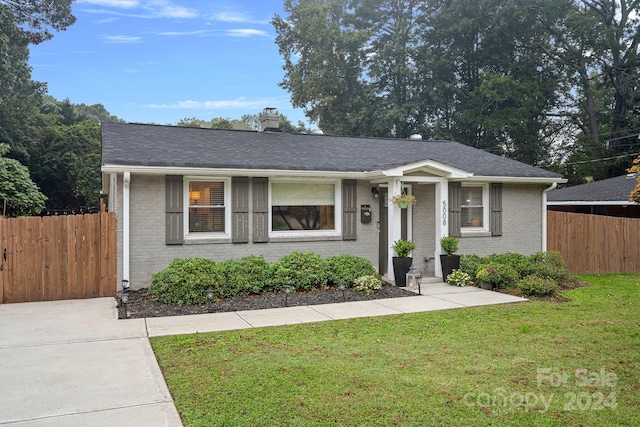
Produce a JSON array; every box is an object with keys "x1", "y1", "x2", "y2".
[
  {"x1": 629, "y1": 156, "x2": 640, "y2": 203},
  {"x1": 0, "y1": 144, "x2": 47, "y2": 216}
]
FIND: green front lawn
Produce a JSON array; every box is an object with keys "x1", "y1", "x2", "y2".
[{"x1": 151, "y1": 274, "x2": 640, "y2": 426}]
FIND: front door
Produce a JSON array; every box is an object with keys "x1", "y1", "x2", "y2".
[{"x1": 378, "y1": 187, "x2": 408, "y2": 277}]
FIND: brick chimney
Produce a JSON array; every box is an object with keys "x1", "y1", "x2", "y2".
[{"x1": 260, "y1": 107, "x2": 281, "y2": 132}]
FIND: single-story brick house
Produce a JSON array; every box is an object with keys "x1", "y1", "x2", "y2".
[
  {"x1": 547, "y1": 173, "x2": 640, "y2": 218},
  {"x1": 101, "y1": 115, "x2": 564, "y2": 290}
]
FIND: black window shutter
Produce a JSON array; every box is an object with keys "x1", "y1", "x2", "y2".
[
  {"x1": 490, "y1": 183, "x2": 503, "y2": 236},
  {"x1": 252, "y1": 177, "x2": 269, "y2": 243},
  {"x1": 448, "y1": 182, "x2": 462, "y2": 237},
  {"x1": 232, "y1": 177, "x2": 249, "y2": 243},
  {"x1": 342, "y1": 179, "x2": 357, "y2": 240},
  {"x1": 165, "y1": 175, "x2": 184, "y2": 245}
]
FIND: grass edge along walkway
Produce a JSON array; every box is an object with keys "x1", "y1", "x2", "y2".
[{"x1": 151, "y1": 274, "x2": 639, "y2": 426}]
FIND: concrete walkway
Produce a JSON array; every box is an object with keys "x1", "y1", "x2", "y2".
[
  {"x1": 0, "y1": 283, "x2": 526, "y2": 426},
  {"x1": 145, "y1": 282, "x2": 527, "y2": 337}
]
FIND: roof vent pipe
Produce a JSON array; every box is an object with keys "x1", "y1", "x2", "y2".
[{"x1": 409, "y1": 134, "x2": 422, "y2": 140}]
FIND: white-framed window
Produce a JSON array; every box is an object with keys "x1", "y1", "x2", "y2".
[
  {"x1": 270, "y1": 180, "x2": 341, "y2": 237},
  {"x1": 184, "y1": 178, "x2": 231, "y2": 238},
  {"x1": 461, "y1": 184, "x2": 488, "y2": 231}
]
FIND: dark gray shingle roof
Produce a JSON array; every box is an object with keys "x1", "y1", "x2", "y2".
[
  {"x1": 548, "y1": 174, "x2": 638, "y2": 202},
  {"x1": 101, "y1": 122, "x2": 562, "y2": 179}
]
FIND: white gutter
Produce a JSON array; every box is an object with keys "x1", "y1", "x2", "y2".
[
  {"x1": 542, "y1": 182, "x2": 558, "y2": 251},
  {"x1": 548, "y1": 200, "x2": 633, "y2": 206},
  {"x1": 101, "y1": 165, "x2": 366, "y2": 178},
  {"x1": 101, "y1": 165, "x2": 566, "y2": 185},
  {"x1": 123, "y1": 171, "x2": 130, "y2": 284}
]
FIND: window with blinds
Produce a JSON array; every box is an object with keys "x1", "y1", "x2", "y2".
[
  {"x1": 461, "y1": 186, "x2": 484, "y2": 228},
  {"x1": 188, "y1": 181, "x2": 225, "y2": 233},
  {"x1": 271, "y1": 182, "x2": 335, "y2": 231}
]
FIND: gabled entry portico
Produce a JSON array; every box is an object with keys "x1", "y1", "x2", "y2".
[{"x1": 369, "y1": 160, "x2": 472, "y2": 283}]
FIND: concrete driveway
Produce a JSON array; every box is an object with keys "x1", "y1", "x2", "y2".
[{"x1": 0, "y1": 298, "x2": 182, "y2": 427}]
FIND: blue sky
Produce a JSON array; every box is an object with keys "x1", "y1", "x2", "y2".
[{"x1": 28, "y1": 0, "x2": 309, "y2": 126}]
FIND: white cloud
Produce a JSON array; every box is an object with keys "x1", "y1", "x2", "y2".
[
  {"x1": 212, "y1": 11, "x2": 251, "y2": 23},
  {"x1": 103, "y1": 35, "x2": 142, "y2": 43},
  {"x1": 77, "y1": 0, "x2": 139, "y2": 7},
  {"x1": 147, "y1": 0, "x2": 196, "y2": 18},
  {"x1": 158, "y1": 30, "x2": 209, "y2": 36},
  {"x1": 78, "y1": 0, "x2": 197, "y2": 19},
  {"x1": 226, "y1": 29, "x2": 268, "y2": 38},
  {"x1": 147, "y1": 98, "x2": 282, "y2": 110}
]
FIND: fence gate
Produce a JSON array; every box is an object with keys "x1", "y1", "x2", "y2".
[{"x1": 0, "y1": 212, "x2": 117, "y2": 304}]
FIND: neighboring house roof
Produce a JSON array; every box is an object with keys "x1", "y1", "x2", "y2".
[
  {"x1": 548, "y1": 174, "x2": 639, "y2": 205},
  {"x1": 101, "y1": 122, "x2": 562, "y2": 180}
]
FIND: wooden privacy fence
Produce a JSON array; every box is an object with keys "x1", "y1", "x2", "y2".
[
  {"x1": 547, "y1": 211, "x2": 640, "y2": 274},
  {"x1": 0, "y1": 212, "x2": 117, "y2": 304}
]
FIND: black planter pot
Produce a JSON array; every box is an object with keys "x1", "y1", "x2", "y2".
[
  {"x1": 440, "y1": 254, "x2": 461, "y2": 282},
  {"x1": 392, "y1": 257, "x2": 413, "y2": 287}
]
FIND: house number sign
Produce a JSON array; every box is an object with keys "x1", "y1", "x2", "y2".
[{"x1": 442, "y1": 201, "x2": 447, "y2": 226}]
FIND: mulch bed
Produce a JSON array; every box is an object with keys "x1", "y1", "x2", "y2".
[{"x1": 118, "y1": 284, "x2": 419, "y2": 319}]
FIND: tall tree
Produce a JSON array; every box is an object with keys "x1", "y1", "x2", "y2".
[
  {"x1": 0, "y1": 0, "x2": 75, "y2": 44},
  {"x1": 0, "y1": 143, "x2": 46, "y2": 216},
  {"x1": 273, "y1": 0, "x2": 383, "y2": 136},
  {"x1": 0, "y1": 6, "x2": 49, "y2": 162},
  {"x1": 530, "y1": 0, "x2": 640, "y2": 180},
  {"x1": 28, "y1": 121, "x2": 102, "y2": 210}
]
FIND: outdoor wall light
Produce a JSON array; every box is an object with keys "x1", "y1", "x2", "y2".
[
  {"x1": 339, "y1": 282, "x2": 346, "y2": 301},
  {"x1": 371, "y1": 187, "x2": 379, "y2": 199},
  {"x1": 122, "y1": 279, "x2": 130, "y2": 292},
  {"x1": 284, "y1": 285, "x2": 293, "y2": 306}
]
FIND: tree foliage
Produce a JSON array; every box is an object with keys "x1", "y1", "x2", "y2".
[
  {"x1": 178, "y1": 112, "x2": 310, "y2": 133},
  {"x1": 273, "y1": 0, "x2": 640, "y2": 177},
  {"x1": 0, "y1": 0, "x2": 75, "y2": 45},
  {"x1": 0, "y1": 143, "x2": 46, "y2": 216},
  {"x1": 629, "y1": 156, "x2": 640, "y2": 203},
  {"x1": 28, "y1": 120, "x2": 102, "y2": 210},
  {"x1": 0, "y1": 5, "x2": 49, "y2": 162}
]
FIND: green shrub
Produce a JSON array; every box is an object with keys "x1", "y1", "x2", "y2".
[
  {"x1": 460, "y1": 254, "x2": 486, "y2": 277},
  {"x1": 149, "y1": 258, "x2": 223, "y2": 305},
  {"x1": 526, "y1": 251, "x2": 567, "y2": 280},
  {"x1": 475, "y1": 262, "x2": 519, "y2": 289},
  {"x1": 272, "y1": 251, "x2": 329, "y2": 291},
  {"x1": 440, "y1": 236, "x2": 459, "y2": 254},
  {"x1": 516, "y1": 275, "x2": 558, "y2": 296},
  {"x1": 327, "y1": 254, "x2": 376, "y2": 286},
  {"x1": 446, "y1": 269, "x2": 472, "y2": 286},
  {"x1": 487, "y1": 252, "x2": 531, "y2": 274},
  {"x1": 221, "y1": 255, "x2": 272, "y2": 297},
  {"x1": 392, "y1": 239, "x2": 416, "y2": 258},
  {"x1": 353, "y1": 275, "x2": 383, "y2": 294}
]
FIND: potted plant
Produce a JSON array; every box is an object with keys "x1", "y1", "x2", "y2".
[
  {"x1": 439, "y1": 236, "x2": 460, "y2": 282},
  {"x1": 391, "y1": 193, "x2": 416, "y2": 209},
  {"x1": 475, "y1": 267, "x2": 500, "y2": 290},
  {"x1": 391, "y1": 239, "x2": 416, "y2": 287}
]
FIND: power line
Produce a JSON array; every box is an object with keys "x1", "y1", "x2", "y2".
[{"x1": 562, "y1": 152, "x2": 640, "y2": 166}]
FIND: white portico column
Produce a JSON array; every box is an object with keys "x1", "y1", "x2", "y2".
[
  {"x1": 434, "y1": 178, "x2": 448, "y2": 278},
  {"x1": 387, "y1": 178, "x2": 403, "y2": 281}
]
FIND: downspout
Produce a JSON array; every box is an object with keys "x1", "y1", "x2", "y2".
[
  {"x1": 123, "y1": 171, "x2": 130, "y2": 284},
  {"x1": 542, "y1": 182, "x2": 558, "y2": 252}
]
